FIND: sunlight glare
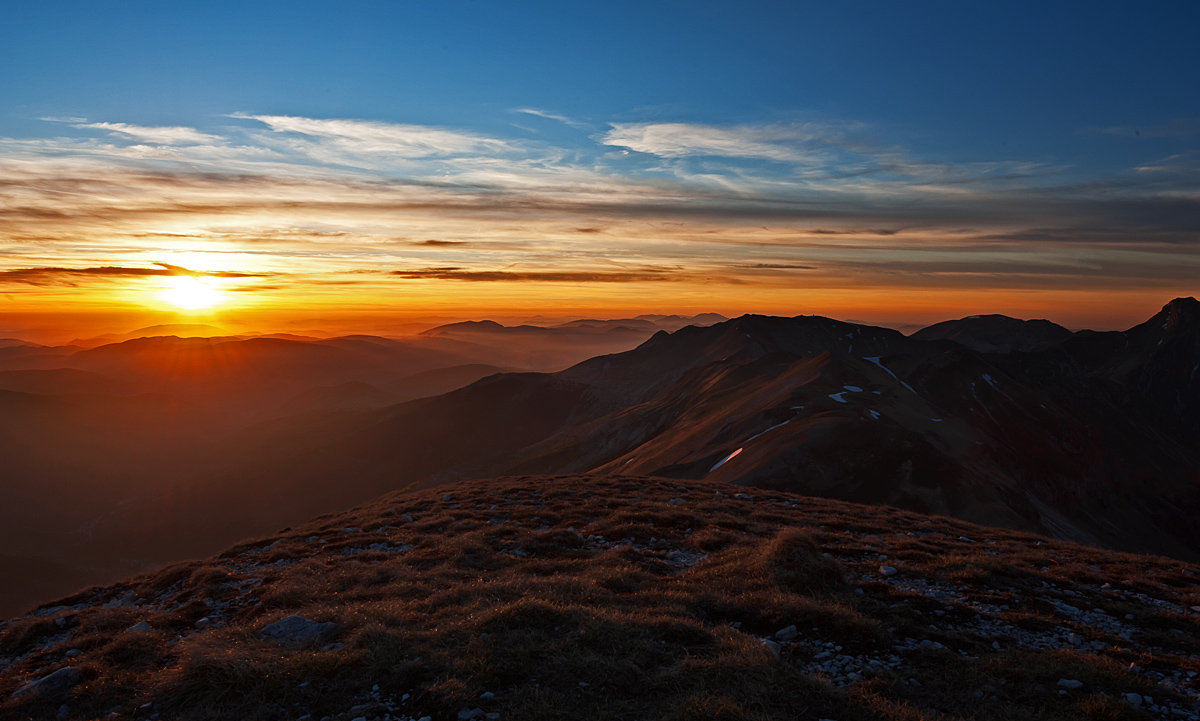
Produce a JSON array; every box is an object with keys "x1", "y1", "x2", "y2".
[{"x1": 161, "y1": 276, "x2": 225, "y2": 310}]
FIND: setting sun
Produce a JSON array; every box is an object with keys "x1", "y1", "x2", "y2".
[{"x1": 161, "y1": 276, "x2": 224, "y2": 310}]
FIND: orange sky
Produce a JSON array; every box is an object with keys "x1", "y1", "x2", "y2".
[{"x1": 2, "y1": 116, "x2": 1196, "y2": 343}]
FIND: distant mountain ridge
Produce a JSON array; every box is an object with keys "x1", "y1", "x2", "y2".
[
  {"x1": 3, "y1": 300, "x2": 1199, "y2": 617},
  {"x1": 911, "y1": 314, "x2": 1073, "y2": 353},
  {"x1": 96, "y1": 298, "x2": 1200, "y2": 570}
]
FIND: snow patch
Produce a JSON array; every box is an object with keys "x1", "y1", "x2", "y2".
[
  {"x1": 828, "y1": 392, "x2": 848, "y2": 403},
  {"x1": 864, "y1": 356, "x2": 918, "y2": 395},
  {"x1": 709, "y1": 448, "x2": 743, "y2": 474},
  {"x1": 843, "y1": 385, "x2": 862, "y2": 392},
  {"x1": 868, "y1": 410, "x2": 880, "y2": 420},
  {"x1": 745, "y1": 419, "x2": 792, "y2": 443}
]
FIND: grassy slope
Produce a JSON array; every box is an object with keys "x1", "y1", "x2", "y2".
[{"x1": 2, "y1": 475, "x2": 1199, "y2": 721}]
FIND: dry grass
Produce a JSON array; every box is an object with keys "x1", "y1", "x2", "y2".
[{"x1": 0, "y1": 474, "x2": 1197, "y2": 721}]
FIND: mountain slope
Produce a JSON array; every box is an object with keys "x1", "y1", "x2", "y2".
[{"x1": 133, "y1": 301, "x2": 1200, "y2": 564}]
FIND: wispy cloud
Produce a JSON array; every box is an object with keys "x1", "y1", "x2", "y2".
[
  {"x1": 234, "y1": 114, "x2": 512, "y2": 160},
  {"x1": 512, "y1": 108, "x2": 589, "y2": 129},
  {"x1": 391, "y1": 267, "x2": 687, "y2": 283},
  {"x1": 0, "y1": 263, "x2": 273, "y2": 286},
  {"x1": 1, "y1": 112, "x2": 1197, "y2": 317},
  {"x1": 73, "y1": 122, "x2": 224, "y2": 146},
  {"x1": 600, "y1": 122, "x2": 832, "y2": 162}
]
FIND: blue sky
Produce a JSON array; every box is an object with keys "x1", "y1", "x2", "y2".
[{"x1": 1, "y1": 1, "x2": 1198, "y2": 330}]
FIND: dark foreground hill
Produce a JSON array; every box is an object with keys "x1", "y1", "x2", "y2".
[{"x1": 3, "y1": 475, "x2": 1199, "y2": 721}]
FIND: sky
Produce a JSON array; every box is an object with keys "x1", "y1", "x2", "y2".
[{"x1": 2, "y1": 1, "x2": 1198, "y2": 340}]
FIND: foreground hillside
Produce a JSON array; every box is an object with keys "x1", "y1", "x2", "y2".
[{"x1": 3, "y1": 475, "x2": 1199, "y2": 721}]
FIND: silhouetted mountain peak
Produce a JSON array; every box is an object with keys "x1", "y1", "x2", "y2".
[
  {"x1": 420, "y1": 320, "x2": 506, "y2": 335},
  {"x1": 912, "y1": 313, "x2": 1072, "y2": 354},
  {"x1": 1158, "y1": 296, "x2": 1200, "y2": 332}
]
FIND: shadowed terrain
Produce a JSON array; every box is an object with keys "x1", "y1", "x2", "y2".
[{"x1": 2, "y1": 475, "x2": 1198, "y2": 721}]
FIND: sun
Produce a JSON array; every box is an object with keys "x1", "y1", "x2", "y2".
[{"x1": 160, "y1": 276, "x2": 225, "y2": 310}]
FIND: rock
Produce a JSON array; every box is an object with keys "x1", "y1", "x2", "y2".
[
  {"x1": 667, "y1": 498, "x2": 686, "y2": 506},
  {"x1": 734, "y1": 493, "x2": 752, "y2": 500},
  {"x1": 64, "y1": 649, "x2": 81, "y2": 658},
  {"x1": 194, "y1": 617, "x2": 211, "y2": 629},
  {"x1": 775, "y1": 625, "x2": 799, "y2": 641},
  {"x1": 879, "y1": 565, "x2": 898, "y2": 577},
  {"x1": 320, "y1": 642, "x2": 345, "y2": 652},
  {"x1": 1058, "y1": 679, "x2": 1084, "y2": 689},
  {"x1": 126, "y1": 621, "x2": 152, "y2": 633},
  {"x1": 352, "y1": 717, "x2": 366, "y2": 721},
  {"x1": 458, "y1": 709, "x2": 485, "y2": 720},
  {"x1": 762, "y1": 639, "x2": 781, "y2": 655},
  {"x1": 443, "y1": 494, "x2": 454, "y2": 502},
  {"x1": 257, "y1": 616, "x2": 339, "y2": 645},
  {"x1": 480, "y1": 691, "x2": 495, "y2": 699},
  {"x1": 57, "y1": 704, "x2": 69, "y2": 719},
  {"x1": 1124, "y1": 693, "x2": 1143, "y2": 705},
  {"x1": 578, "y1": 681, "x2": 589, "y2": 687},
  {"x1": 12, "y1": 667, "x2": 81, "y2": 699}
]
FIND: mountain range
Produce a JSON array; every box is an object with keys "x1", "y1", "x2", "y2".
[{"x1": 1, "y1": 302, "x2": 1198, "y2": 618}]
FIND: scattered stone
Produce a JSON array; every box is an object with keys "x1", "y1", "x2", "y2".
[
  {"x1": 320, "y1": 642, "x2": 344, "y2": 652},
  {"x1": 775, "y1": 625, "x2": 799, "y2": 641},
  {"x1": 480, "y1": 691, "x2": 495, "y2": 700},
  {"x1": 444, "y1": 494, "x2": 454, "y2": 502},
  {"x1": 64, "y1": 649, "x2": 81, "y2": 658},
  {"x1": 578, "y1": 681, "x2": 589, "y2": 687},
  {"x1": 1124, "y1": 692, "x2": 1143, "y2": 705},
  {"x1": 879, "y1": 565, "x2": 898, "y2": 577},
  {"x1": 257, "y1": 616, "x2": 339, "y2": 645},
  {"x1": 734, "y1": 493, "x2": 752, "y2": 500},
  {"x1": 458, "y1": 709, "x2": 485, "y2": 720},
  {"x1": 762, "y1": 639, "x2": 781, "y2": 655},
  {"x1": 194, "y1": 617, "x2": 211, "y2": 629},
  {"x1": 12, "y1": 667, "x2": 80, "y2": 699},
  {"x1": 126, "y1": 621, "x2": 152, "y2": 633},
  {"x1": 57, "y1": 704, "x2": 69, "y2": 719},
  {"x1": 1058, "y1": 679, "x2": 1084, "y2": 689},
  {"x1": 667, "y1": 498, "x2": 686, "y2": 506}
]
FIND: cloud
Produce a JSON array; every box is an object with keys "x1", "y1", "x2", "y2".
[
  {"x1": 391, "y1": 267, "x2": 686, "y2": 283},
  {"x1": 601, "y1": 122, "x2": 832, "y2": 162},
  {"x1": 74, "y1": 122, "x2": 224, "y2": 146},
  {"x1": 735, "y1": 263, "x2": 816, "y2": 269},
  {"x1": 0, "y1": 264, "x2": 273, "y2": 286},
  {"x1": 512, "y1": 108, "x2": 589, "y2": 129},
  {"x1": 234, "y1": 114, "x2": 511, "y2": 158}
]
